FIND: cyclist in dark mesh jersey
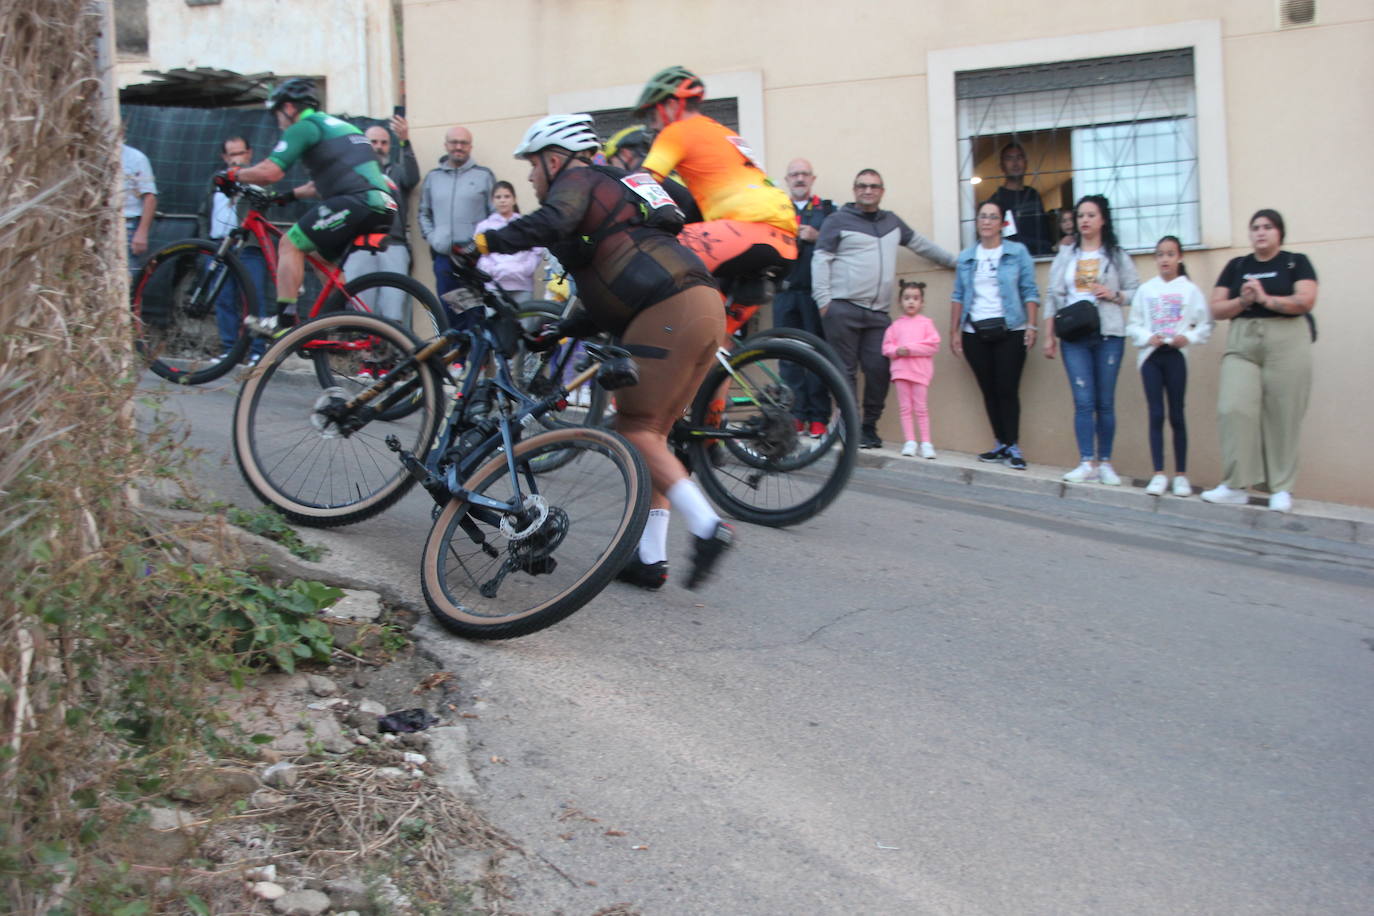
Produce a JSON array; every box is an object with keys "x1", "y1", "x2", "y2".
[
  {"x1": 220, "y1": 78, "x2": 396, "y2": 335},
  {"x1": 461, "y1": 113, "x2": 734, "y2": 590}
]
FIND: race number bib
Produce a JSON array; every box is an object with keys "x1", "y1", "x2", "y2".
[
  {"x1": 727, "y1": 135, "x2": 761, "y2": 169},
  {"x1": 622, "y1": 173, "x2": 676, "y2": 210}
]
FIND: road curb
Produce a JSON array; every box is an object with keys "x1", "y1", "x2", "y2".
[{"x1": 858, "y1": 446, "x2": 1374, "y2": 546}]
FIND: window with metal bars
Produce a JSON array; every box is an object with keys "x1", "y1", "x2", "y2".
[{"x1": 956, "y1": 49, "x2": 1199, "y2": 255}]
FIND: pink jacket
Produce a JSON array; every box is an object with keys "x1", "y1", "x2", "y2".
[
  {"x1": 881, "y1": 314, "x2": 941, "y2": 385},
  {"x1": 475, "y1": 211, "x2": 544, "y2": 295}
]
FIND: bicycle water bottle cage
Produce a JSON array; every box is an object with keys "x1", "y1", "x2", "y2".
[{"x1": 351, "y1": 233, "x2": 391, "y2": 253}]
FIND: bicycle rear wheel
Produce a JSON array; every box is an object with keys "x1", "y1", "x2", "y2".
[
  {"x1": 422, "y1": 426, "x2": 649, "y2": 639},
  {"x1": 234, "y1": 312, "x2": 443, "y2": 527},
  {"x1": 132, "y1": 239, "x2": 253, "y2": 384},
  {"x1": 739, "y1": 326, "x2": 845, "y2": 452},
  {"x1": 687, "y1": 338, "x2": 858, "y2": 527}
]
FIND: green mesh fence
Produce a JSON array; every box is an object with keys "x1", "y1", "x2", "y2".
[
  {"x1": 121, "y1": 104, "x2": 391, "y2": 251},
  {"x1": 121, "y1": 105, "x2": 395, "y2": 313}
]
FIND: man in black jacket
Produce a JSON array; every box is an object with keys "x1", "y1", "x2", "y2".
[{"x1": 774, "y1": 157, "x2": 834, "y2": 438}]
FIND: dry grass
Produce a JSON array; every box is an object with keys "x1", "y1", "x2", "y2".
[{"x1": 0, "y1": 1, "x2": 165, "y2": 910}]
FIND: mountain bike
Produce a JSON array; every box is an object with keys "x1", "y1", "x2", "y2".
[
  {"x1": 514, "y1": 269, "x2": 858, "y2": 527},
  {"x1": 132, "y1": 182, "x2": 446, "y2": 385},
  {"x1": 232, "y1": 261, "x2": 650, "y2": 639}
]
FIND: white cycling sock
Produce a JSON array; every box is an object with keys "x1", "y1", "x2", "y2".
[
  {"x1": 666, "y1": 479, "x2": 721, "y2": 538},
  {"x1": 638, "y1": 509, "x2": 669, "y2": 564}
]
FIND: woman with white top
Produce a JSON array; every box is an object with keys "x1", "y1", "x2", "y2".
[
  {"x1": 1043, "y1": 194, "x2": 1140, "y2": 485},
  {"x1": 949, "y1": 199, "x2": 1041, "y2": 470},
  {"x1": 1126, "y1": 235, "x2": 1212, "y2": 496}
]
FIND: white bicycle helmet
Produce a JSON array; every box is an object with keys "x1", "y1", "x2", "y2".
[{"x1": 512, "y1": 113, "x2": 600, "y2": 158}]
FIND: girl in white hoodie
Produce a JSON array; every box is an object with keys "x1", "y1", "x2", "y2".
[{"x1": 1126, "y1": 236, "x2": 1212, "y2": 496}]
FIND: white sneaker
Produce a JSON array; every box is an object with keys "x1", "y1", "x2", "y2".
[
  {"x1": 1097, "y1": 463, "x2": 1122, "y2": 486},
  {"x1": 244, "y1": 314, "x2": 280, "y2": 338},
  {"x1": 1171, "y1": 475, "x2": 1191, "y2": 497},
  {"x1": 1062, "y1": 461, "x2": 1097, "y2": 483},
  {"x1": 1201, "y1": 484, "x2": 1249, "y2": 505},
  {"x1": 900, "y1": 440, "x2": 917, "y2": 457},
  {"x1": 1144, "y1": 473, "x2": 1168, "y2": 496},
  {"x1": 919, "y1": 442, "x2": 937, "y2": 460},
  {"x1": 1268, "y1": 491, "x2": 1293, "y2": 513}
]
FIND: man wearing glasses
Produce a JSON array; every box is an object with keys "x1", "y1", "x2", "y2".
[
  {"x1": 812, "y1": 169, "x2": 956, "y2": 449},
  {"x1": 774, "y1": 158, "x2": 835, "y2": 438}
]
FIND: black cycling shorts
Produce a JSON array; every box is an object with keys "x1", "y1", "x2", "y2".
[{"x1": 286, "y1": 193, "x2": 394, "y2": 262}]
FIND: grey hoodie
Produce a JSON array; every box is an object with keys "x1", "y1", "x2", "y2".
[
  {"x1": 811, "y1": 202, "x2": 956, "y2": 311},
  {"x1": 418, "y1": 155, "x2": 496, "y2": 255}
]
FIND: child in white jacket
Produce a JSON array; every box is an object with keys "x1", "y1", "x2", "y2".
[{"x1": 1126, "y1": 236, "x2": 1212, "y2": 497}]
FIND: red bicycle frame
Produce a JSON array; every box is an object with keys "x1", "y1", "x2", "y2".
[{"x1": 223, "y1": 205, "x2": 386, "y2": 320}]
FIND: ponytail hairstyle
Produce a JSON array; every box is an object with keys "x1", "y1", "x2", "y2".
[
  {"x1": 898, "y1": 279, "x2": 927, "y2": 294},
  {"x1": 1157, "y1": 235, "x2": 1187, "y2": 277},
  {"x1": 493, "y1": 179, "x2": 520, "y2": 214},
  {"x1": 1249, "y1": 208, "x2": 1286, "y2": 242}
]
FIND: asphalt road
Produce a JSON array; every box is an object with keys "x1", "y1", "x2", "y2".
[{"x1": 150, "y1": 373, "x2": 1374, "y2": 915}]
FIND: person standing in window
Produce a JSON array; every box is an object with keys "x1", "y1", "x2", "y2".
[
  {"x1": 1043, "y1": 194, "x2": 1140, "y2": 485},
  {"x1": 950, "y1": 200, "x2": 1041, "y2": 470},
  {"x1": 986, "y1": 142, "x2": 1049, "y2": 256},
  {"x1": 1200, "y1": 209, "x2": 1318, "y2": 513}
]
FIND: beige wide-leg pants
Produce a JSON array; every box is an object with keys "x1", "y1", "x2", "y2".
[{"x1": 1216, "y1": 316, "x2": 1311, "y2": 494}]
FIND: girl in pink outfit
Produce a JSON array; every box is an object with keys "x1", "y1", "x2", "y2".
[
  {"x1": 474, "y1": 181, "x2": 545, "y2": 298},
  {"x1": 881, "y1": 280, "x2": 942, "y2": 458}
]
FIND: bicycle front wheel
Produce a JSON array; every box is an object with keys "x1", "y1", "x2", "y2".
[
  {"x1": 688, "y1": 337, "x2": 859, "y2": 527},
  {"x1": 422, "y1": 426, "x2": 650, "y2": 640},
  {"x1": 132, "y1": 239, "x2": 253, "y2": 384},
  {"x1": 233, "y1": 312, "x2": 443, "y2": 527}
]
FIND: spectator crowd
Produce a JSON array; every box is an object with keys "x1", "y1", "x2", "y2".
[{"x1": 122, "y1": 94, "x2": 1319, "y2": 514}]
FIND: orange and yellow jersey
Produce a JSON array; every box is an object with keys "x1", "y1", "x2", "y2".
[{"x1": 642, "y1": 115, "x2": 795, "y2": 234}]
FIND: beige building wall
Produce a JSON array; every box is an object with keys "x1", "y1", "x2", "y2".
[
  {"x1": 403, "y1": 0, "x2": 1374, "y2": 506},
  {"x1": 116, "y1": 0, "x2": 399, "y2": 117}
]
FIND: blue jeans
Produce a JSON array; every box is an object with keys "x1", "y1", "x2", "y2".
[
  {"x1": 1060, "y1": 334, "x2": 1124, "y2": 460},
  {"x1": 214, "y1": 247, "x2": 272, "y2": 358}
]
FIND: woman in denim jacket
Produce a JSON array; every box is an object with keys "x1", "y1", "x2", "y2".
[
  {"x1": 949, "y1": 199, "x2": 1041, "y2": 470},
  {"x1": 1042, "y1": 194, "x2": 1140, "y2": 485}
]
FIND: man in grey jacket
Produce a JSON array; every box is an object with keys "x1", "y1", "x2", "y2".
[
  {"x1": 418, "y1": 124, "x2": 495, "y2": 312},
  {"x1": 812, "y1": 168, "x2": 956, "y2": 448},
  {"x1": 345, "y1": 116, "x2": 420, "y2": 324}
]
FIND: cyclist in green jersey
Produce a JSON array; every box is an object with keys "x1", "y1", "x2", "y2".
[{"x1": 220, "y1": 79, "x2": 397, "y2": 335}]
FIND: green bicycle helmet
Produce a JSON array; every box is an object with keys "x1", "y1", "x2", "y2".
[
  {"x1": 266, "y1": 78, "x2": 319, "y2": 111},
  {"x1": 633, "y1": 66, "x2": 705, "y2": 114}
]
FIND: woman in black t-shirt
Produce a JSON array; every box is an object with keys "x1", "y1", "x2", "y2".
[{"x1": 1200, "y1": 209, "x2": 1319, "y2": 513}]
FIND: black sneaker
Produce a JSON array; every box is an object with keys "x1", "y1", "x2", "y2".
[
  {"x1": 860, "y1": 425, "x2": 882, "y2": 450},
  {"x1": 1004, "y1": 445, "x2": 1027, "y2": 470},
  {"x1": 616, "y1": 555, "x2": 668, "y2": 590},
  {"x1": 686, "y1": 522, "x2": 734, "y2": 590},
  {"x1": 978, "y1": 445, "x2": 1009, "y2": 462}
]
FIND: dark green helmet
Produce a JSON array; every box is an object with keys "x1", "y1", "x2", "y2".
[
  {"x1": 633, "y1": 66, "x2": 704, "y2": 114},
  {"x1": 267, "y1": 78, "x2": 319, "y2": 112}
]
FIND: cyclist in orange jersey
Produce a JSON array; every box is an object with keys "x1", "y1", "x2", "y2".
[{"x1": 634, "y1": 66, "x2": 797, "y2": 288}]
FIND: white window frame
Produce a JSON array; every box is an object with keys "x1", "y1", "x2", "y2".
[
  {"x1": 548, "y1": 70, "x2": 767, "y2": 167},
  {"x1": 927, "y1": 20, "x2": 1230, "y2": 254}
]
